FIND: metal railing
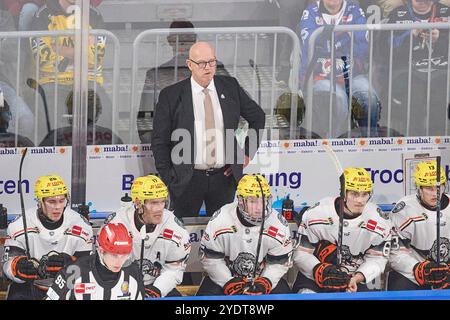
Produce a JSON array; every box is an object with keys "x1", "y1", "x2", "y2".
[
  {"x1": 304, "y1": 22, "x2": 450, "y2": 139},
  {"x1": 129, "y1": 27, "x2": 301, "y2": 142},
  {"x1": 0, "y1": 29, "x2": 121, "y2": 146}
]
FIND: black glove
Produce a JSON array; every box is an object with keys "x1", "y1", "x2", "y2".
[
  {"x1": 313, "y1": 263, "x2": 351, "y2": 291},
  {"x1": 414, "y1": 260, "x2": 449, "y2": 287},
  {"x1": 144, "y1": 285, "x2": 162, "y2": 298},
  {"x1": 223, "y1": 277, "x2": 248, "y2": 295},
  {"x1": 11, "y1": 256, "x2": 39, "y2": 281},
  {"x1": 313, "y1": 240, "x2": 337, "y2": 264},
  {"x1": 40, "y1": 252, "x2": 76, "y2": 277},
  {"x1": 433, "y1": 273, "x2": 450, "y2": 290},
  {"x1": 242, "y1": 277, "x2": 272, "y2": 295}
]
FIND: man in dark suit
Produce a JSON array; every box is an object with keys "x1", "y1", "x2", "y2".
[{"x1": 152, "y1": 42, "x2": 265, "y2": 218}]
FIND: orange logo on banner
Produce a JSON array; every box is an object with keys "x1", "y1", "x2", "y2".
[
  {"x1": 283, "y1": 142, "x2": 290, "y2": 149},
  {"x1": 322, "y1": 140, "x2": 329, "y2": 146},
  {"x1": 132, "y1": 145, "x2": 139, "y2": 152},
  {"x1": 59, "y1": 148, "x2": 65, "y2": 154},
  {"x1": 435, "y1": 137, "x2": 441, "y2": 144},
  {"x1": 359, "y1": 140, "x2": 366, "y2": 146},
  {"x1": 396, "y1": 139, "x2": 403, "y2": 145},
  {"x1": 94, "y1": 147, "x2": 101, "y2": 154}
]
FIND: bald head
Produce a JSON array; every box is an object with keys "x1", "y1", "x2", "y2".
[
  {"x1": 189, "y1": 42, "x2": 215, "y2": 61},
  {"x1": 187, "y1": 42, "x2": 217, "y2": 87}
]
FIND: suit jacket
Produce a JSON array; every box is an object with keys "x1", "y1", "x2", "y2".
[{"x1": 151, "y1": 75, "x2": 265, "y2": 197}]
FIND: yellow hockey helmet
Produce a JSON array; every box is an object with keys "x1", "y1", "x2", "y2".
[
  {"x1": 414, "y1": 160, "x2": 446, "y2": 187},
  {"x1": 130, "y1": 175, "x2": 169, "y2": 204},
  {"x1": 343, "y1": 167, "x2": 373, "y2": 193},
  {"x1": 34, "y1": 175, "x2": 69, "y2": 201},
  {"x1": 237, "y1": 174, "x2": 271, "y2": 198}
]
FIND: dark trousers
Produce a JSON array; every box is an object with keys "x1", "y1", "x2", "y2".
[
  {"x1": 196, "y1": 275, "x2": 292, "y2": 296},
  {"x1": 172, "y1": 167, "x2": 237, "y2": 218},
  {"x1": 292, "y1": 271, "x2": 370, "y2": 293},
  {"x1": 386, "y1": 270, "x2": 430, "y2": 291},
  {"x1": 166, "y1": 288, "x2": 183, "y2": 297},
  {"x1": 7, "y1": 282, "x2": 47, "y2": 300}
]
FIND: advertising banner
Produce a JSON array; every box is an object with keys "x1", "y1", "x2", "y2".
[{"x1": 1, "y1": 137, "x2": 449, "y2": 214}]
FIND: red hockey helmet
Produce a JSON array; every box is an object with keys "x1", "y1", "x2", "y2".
[{"x1": 97, "y1": 223, "x2": 132, "y2": 255}]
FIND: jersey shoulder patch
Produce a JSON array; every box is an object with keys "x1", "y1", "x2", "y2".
[
  {"x1": 391, "y1": 201, "x2": 406, "y2": 214},
  {"x1": 78, "y1": 214, "x2": 91, "y2": 226},
  {"x1": 104, "y1": 212, "x2": 117, "y2": 224},
  {"x1": 210, "y1": 208, "x2": 221, "y2": 221},
  {"x1": 173, "y1": 216, "x2": 184, "y2": 227},
  {"x1": 377, "y1": 207, "x2": 390, "y2": 220},
  {"x1": 277, "y1": 213, "x2": 289, "y2": 227}
]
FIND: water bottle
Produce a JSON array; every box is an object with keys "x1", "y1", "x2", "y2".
[
  {"x1": 282, "y1": 196, "x2": 294, "y2": 221},
  {"x1": 121, "y1": 193, "x2": 133, "y2": 209}
]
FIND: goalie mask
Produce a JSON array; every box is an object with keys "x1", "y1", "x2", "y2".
[{"x1": 236, "y1": 174, "x2": 272, "y2": 225}]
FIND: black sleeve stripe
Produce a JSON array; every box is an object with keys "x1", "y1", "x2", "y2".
[
  {"x1": 203, "y1": 247, "x2": 225, "y2": 259},
  {"x1": 166, "y1": 254, "x2": 189, "y2": 264},
  {"x1": 266, "y1": 253, "x2": 290, "y2": 264}
]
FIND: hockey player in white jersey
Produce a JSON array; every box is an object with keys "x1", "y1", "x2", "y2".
[
  {"x1": 388, "y1": 160, "x2": 450, "y2": 290},
  {"x1": 197, "y1": 174, "x2": 293, "y2": 296},
  {"x1": 293, "y1": 167, "x2": 392, "y2": 293},
  {"x1": 46, "y1": 222, "x2": 145, "y2": 300},
  {"x1": 106, "y1": 175, "x2": 191, "y2": 298},
  {"x1": 2, "y1": 175, "x2": 93, "y2": 300}
]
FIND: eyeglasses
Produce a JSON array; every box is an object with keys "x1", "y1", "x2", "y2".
[{"x1": 188, "y1": 59, "x2": 217, "y2": 69}]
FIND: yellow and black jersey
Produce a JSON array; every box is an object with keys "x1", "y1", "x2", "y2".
[{"x1": 30, "y1": 0, "x2": 105, "y2": 85}]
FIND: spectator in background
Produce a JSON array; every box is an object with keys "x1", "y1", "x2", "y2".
[
  {"x1": 0, "y1": 6, "x2": 35, "y2": 141},
  {"x1": 0, "y1": 94, "x2": 34, "y2": 147},
  {"x1": 4, "y1": 0, "x2": 103, "y2": 30},
  {"x1": 298, "y1": 0, "x2": 381, "y2": 139},
  {"x1": 378, "y1": 0, "x2": 450, "y2": 18},
  {"x1": 30, "y1": 0, "x2": 111, "y2": 143},
  {"x1": 39, "y1": 89, "x2": 123, "y2": 146},
  {"x1": 381, "y1": 0, "x2": 450, "y2": 136},
  {"x1": 3, "y1": 0, "x2": 45, "y2": 30}
]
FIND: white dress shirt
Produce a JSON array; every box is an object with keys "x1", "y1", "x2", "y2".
[{"x1": 191, "y1": 77, "x2": 225, "y2": 169}]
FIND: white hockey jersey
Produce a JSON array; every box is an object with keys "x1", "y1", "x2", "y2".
[
  {"x1": 294, "y1": 197, "x2": 392, "y2": 283},
  {"x1": 389, "y1": 194, "x2": 450, "y2": 285},
  {"x1": 200, "y1": 202, "x2": 293, "y2": 288},
  {"x1": 3, "y1": 208, "x2": 93, "y2": 283},
  {"x1": 106, "y1": 207, "x2": 191, "y2": 297}
]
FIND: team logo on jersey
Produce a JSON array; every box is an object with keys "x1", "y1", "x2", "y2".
[
  {"x1": 121, "y1": 281, "x2": 129, "y2": 295},
  {"x1": 340, "y1": 245, "x2": 364, "y2": 270},
  {"x1": 231, "y1": 252, "x2": 257, "y2": 277},
  {"x1": 392, "y1": 201, "x2": 405, "y2": 214},
  {"x1": 429, "y1": 237, "x2": 450, "y2": 263},
  {"x1": 141, "y1": 259, "x2": 162, "y2": 279}
]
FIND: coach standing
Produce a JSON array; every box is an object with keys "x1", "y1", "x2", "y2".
[{"x1": 151, "y1": 42, "x2": 265, "y2": 219}]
